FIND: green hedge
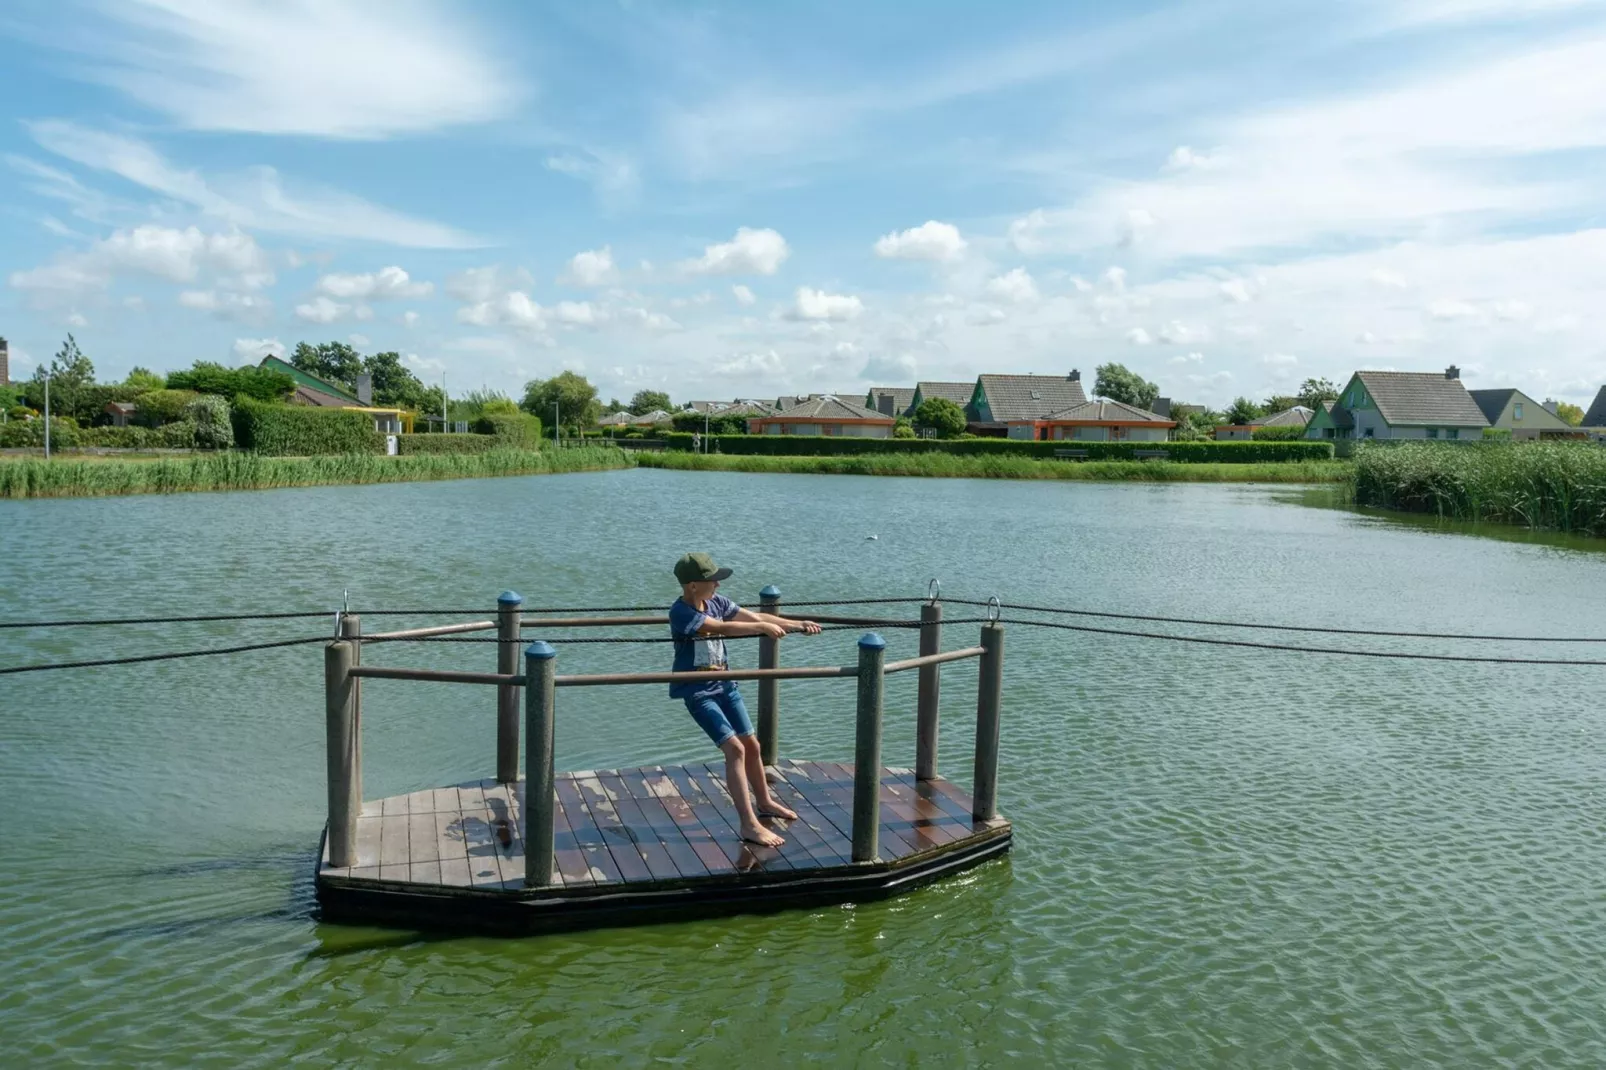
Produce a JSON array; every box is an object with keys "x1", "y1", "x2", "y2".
[
  {"x1": 659, "y1": 433, "x2": 1334, "y2": 462},
  {"x1": 1250, "y1": 424, "x2": 1307, "y2": 441},
  {"x1": 672, "y1": 411, "x2": 752, "y2": 434},
  {"x1": 472, "y1": 412, "x2": 543, "y2": 446},
  {"x1": 232, "y1": 398, "x2": 383, "y2": 455},
  {"x1": 396, "y1": 433, "x2": 500, "y2": 455}
]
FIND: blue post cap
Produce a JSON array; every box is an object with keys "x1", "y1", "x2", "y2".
[
  {"x1": 498, "y1": 590, "x2": 523, "y2": 604},
  {"x1": 858, "y1": 632, "x2": 886, "y2": 650},
  {"x1": 524, "y1": 640, "x2": 557, "y2": 659},
  {"x1": 760, "y1": 585, "x2": 781, "y2": 599}
]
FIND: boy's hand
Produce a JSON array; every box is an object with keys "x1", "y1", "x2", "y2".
[
  {"x1": 793, "y1": 620, "x2": 822, "y2": 635},
  {"x1": 757, "y1": 622, "x2": 788, "y2": 639}
]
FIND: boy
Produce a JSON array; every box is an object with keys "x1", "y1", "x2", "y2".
[{"x1": 669, "y1": 552, "x2": 821, "y2": 846}]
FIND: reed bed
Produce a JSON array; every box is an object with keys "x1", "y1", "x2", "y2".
[
  {"x1": 636, "y1": 450, "x2": 1352, "y2": 483},
  {"x1": 1352, "y1": 441, "x2": 1606, "y2": 536},
  {"x1": 0, "y1": 447, "x2": 631, "y2": 499}
]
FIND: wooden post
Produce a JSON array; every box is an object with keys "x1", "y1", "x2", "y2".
[
  {"x1": 757, "y1": 585, "x2": 781, "y2": 765},
  {"x1": 523, "y1": 640, "x2": 557, "y2": 887},
  {"x1": 852, "y1": 632, "x2": 886, "y2": 863},
  {"x1": 915, "y1": 600, "x2": 942, "y2": 781},
  {"x1": 496, "y1": 591, "x2": 523, "y2": 783},
  {"x1": 972, "y1": 622, "x2": 1004, "y2": 821},
  {"x1": 324, "y1": 638, "x2": 359, "y2": 868},
  {"x1": 338, "y1": 613, "x2": 362, "y2": 806}
]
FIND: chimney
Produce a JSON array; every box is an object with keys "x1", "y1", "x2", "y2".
[
  {"x1": 1445, "y1": 365, "x2": 1459, "y2": 380},
  {"x1": 876, "y1": 394, "x2": 894, "y2": 416},
  {"x1": 0, "y1": 336, "x2": 9, "y2": 387},
  {"x1": 1544, "y1": 399, "x2": 1559, "y2": 415},
  {"x1": 355, "y1": 372, "x2": 373, "y2": 404},
  {"x1": 1069, "y1": 369, "x2": 1081, "y2": 382}
]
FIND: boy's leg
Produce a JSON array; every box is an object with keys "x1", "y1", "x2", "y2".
[
  {"x1": 686, "y1": 691, "x2": 784, "y2": 847},
  {"x1": 718, "y1": 687, "x2": 799, "y2": 822}
]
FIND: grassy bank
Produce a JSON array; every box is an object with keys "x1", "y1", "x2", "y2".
[
  {"x1": 1353, "y1": 441, "x2": 1606, "y2": 536},
  {"x1": 0, "y1": 447, "x2": 631, "y2": 499},
  {"x1": 637, "y1": 450, "x2": 1353, "y2": 483}
]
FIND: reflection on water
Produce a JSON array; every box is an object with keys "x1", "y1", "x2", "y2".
[
  {"x1": 1281, "y1": 483, "x2": 1606, "y2": 555},
  {"x1": 3, "y1": 470, "x2": 1605, "y2": 1065}
]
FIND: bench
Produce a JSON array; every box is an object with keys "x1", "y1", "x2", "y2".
[
  {"x1": 1132, "y1": 449, "x2": 1170, "y2": 461},
  {"x1": 1053, "y1": 448, "x2": 1089, "y2": 460}
]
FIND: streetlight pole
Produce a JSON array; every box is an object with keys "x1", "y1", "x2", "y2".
[
  {"x1": 553, "y1": 401, "x2": 560, "y2": 447},
  {"x1": 43, "y1": 371, "x2": 51, "y2": 460},
  {"x1": 441, "y1": 373, "x2": 448, "y2": 433},
  {"x1": 703, "y1": 411, "x2": 709, "y2": 453}
]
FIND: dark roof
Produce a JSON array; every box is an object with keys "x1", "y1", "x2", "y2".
[
  {"x1": 262, "y1": 355, "x2": 362, "y2": 405},
  {"x1": 293, "y1": 384, "x2": 359, "y2": 408},
  {"x1": 1467, "y1": 389, "x2": 1518, "y2": 425},
  {"x1": 914, "y1": 381, "x2": 974, "y2": 407},
  {"x1": 1258, "y1": 405, "x2": 1314, "y2": 428},
  {"x1": 1319, "y1": 399, "x2": 1335, "y2": 412},
  {"x1": 764, "y1": 396, "x2": 893, "y2": 422},
  {"x1": 976, "y1": 374, "x2": 1088, "y2": 422},
  {"x1": 1035, "y1": 399, "x2": 1174, "y2": 424},
  {"x1": 1354, "y1": 371, "x2": 1489, "y2": 427},
  {"x1": 865, "y1": 387, "x2": 915, "y2": 417},
  {"x1": 1582, "y1": 386, "x2": 1606, "y2": 428},
  {"x1": 104, "y1": 400, "x2": 137, "y2": 414}
]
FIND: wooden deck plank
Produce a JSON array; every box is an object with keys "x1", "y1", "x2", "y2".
[
  {"x1": 457, "y1": 780, "x2": 487, "y2": 810},
  {"x1": 685, "y1": 763, "x2": 797, "y2": 872},
  {"x1": 920, "y1": 776, "x2": 999, "y2": 832},
  {"x1": 660, "y1": 764, "x2": 767, "y2": 872},
  {"x1": 550, "y1": 793, "x2": 596, "y2": 887},
  {"x1": 404, "y1": 788, "x2": 437, "y2": 814},
  {"x1": 480, "y1": 780, "x2": 531, "y2": 887},
  {"x1": 696, "y1": 762, "x2": 816, "y2": 870},
  {"x1": 610, "y1": 771, "x2": 713, "y2": 880},
  {"x1": 408, "y1": 807, "x2": 439, "y2": 863},
  {"x1": 895, "y1": 773, "x2": 979, "y2": 842},
  {"x1": 554, "y1": 777, "x2": 629, "y2": 885},
  {"x1": 381, "y1": 793, "x2": 408, "y2": 817},
  {"x1": 586, "y1": 773, "x2": 679, "y2": 882},
  {"x1": 885, "y1": 773, "x2": 964, "y2": 846},
  {"x1": 435, "y1": 809, "x2": 473, "y2": 887},
  {"x1": 630, "y1": 766, "x2": 733, "y2": 876},
  {"x1": 762, "y1": 769, "x2": 850, "y2": 866},
  {"x1": 410, "y1": 859, "x2": 442, "y2": 885},
  {"x1": 814, "y1": 762, "x2": 921, "y2": 861},
  {"x1": 378, "y1": 812, "x2": 410, "y2": 880},
  {"x1": 353, "y1": 814, "x2": 382, "y2": 870},
  {"x1": 431, "y1": 787, "x2": 461, "y2": 813},
  {"x1": 776, "y1": 760, "x2": 856, "y2": 852},
  {"x1": 464, "y1": 808, "x2": 509, "y2": 888}
]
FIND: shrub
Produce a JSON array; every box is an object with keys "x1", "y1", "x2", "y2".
[
  {"x1": 156, "y1": 421, "x2": 198, "y2": 448},
  {"x1": 231, "y1": 397, "x2": 383, "y2": 455},
  {"x1": 167, "y1": 362, "x2": 294, "y2": 403},
  {"x1": 472, "y1": 412, "x2": 543, "y2": 446},
  {"x1": 17, "y1": 382, "x2": 144, "y2": 424},
  {"x1": 671, "y1": 410, "x2": 754, "y2": 434},
  {"x1": 914, "y1": 397, "x2": 967, "y2": 437},
  {"x1": 396, "y1": 433, "x2": 499, "y2": 455},
  {"x1": 78, "y1": 425, "x2": 156, "y2": 448},
  {"x1": 134, "y1": 389, "x2": 201, "y2": 427},
  {"x1": 0, "y1": 415, "x2": 81, "y2": 448},
  {"x1": 184, "y1": 395, "x2": 234, "y2": 449},
  {"x1": 656, "y1": 433, "x2": 1334, "y2": 463},
  {"x1": 1251, "y1": 424, "x2": 1307, "y2": 441}
]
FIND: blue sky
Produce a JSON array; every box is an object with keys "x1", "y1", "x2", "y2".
[{"x1": 3, "y1": 0, "x2": 1605, "y2": 408}]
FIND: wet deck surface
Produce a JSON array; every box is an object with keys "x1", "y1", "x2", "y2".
[{"x1": 317, "y1": 758, "x2": 1007, "y2": 892}]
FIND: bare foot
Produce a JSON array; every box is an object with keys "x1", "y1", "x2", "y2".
[
  {"x1": 739, "y1": 822, "x2": 785, "y2": 847},
  {"x1": 758, "y1": 800, "x2": 799, "y2": 821}
]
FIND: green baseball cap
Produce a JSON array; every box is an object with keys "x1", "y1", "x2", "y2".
[{"x1": 674, "y1": 552, "x2": 732, "y2": 584}]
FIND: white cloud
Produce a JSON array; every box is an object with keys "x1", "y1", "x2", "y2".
[
  {"x1": 178, "y1": 288, "x2": 272, "y2": 322},
  {"x1": 1493, "y1": 300, "x2": 1533, "y2": 321},
  {"x1": 402, "y1": 310, "x2": 420, "y2": 327},
  {"x1": 787, "y1": 287, "x2": 863, "y2": 321},
  {"x1": 1125, "y1": 327, "x2": 1152, "y2": 345},
  {"x1": 544, "y1": 151, "x2": 639, "y2": 207},
  {"x1": 29, "y1": 121, "x2": 484, "y2": 248},
  {"x1": 552, "y1": 301, "x2": 599, "y2": 326},
  {"x1": 620, "y1": 307, "x2": 682, "y2": 331},
  {"x1": 458, "y1": 291, "x2": 547, "y2": 332},
  {"x1": 315, "y1": 265, "x2": 432, "y2": 300},
  {"x1": 1157, "y1": 320, "x2": 1208, "y2": 344},
  {"x1": 1163, "y1": 146, "x2": 1222, "y2": 171},
  {"x1": 860, "y1": 352, "x2": 918, "y2": 381},
  {"x1": 1429, "y1": 299, "x2": 1480, "y2": 320},
  {"x1": 732, "y1": 284, "x2": 756, "y2": 306},
  {"x1": 232, "y1": 337, "x2": 284, "y2": 363},
  {"x1": 985, "y1": 267, "x2": 1040, "y2": 304},
  {"x1": 874, "y1": 220, "x2": 968, "y2": 262},
  {"x1": 682, "y1": 227, "x2": 790, "y2": 276},
  {"x1": 1356, "y1": 330, "x2": 1380, "y2": 344},
  {"x1": 295, "y1": 296, "x2": 350, "y2": 324},
  {"x1": 1169, "y1": 351, "x2": 1206, "y2": 365},
  {"x1": 1219, "y1": 278, "x2": 1253, "y2": 303},
  {"x1": 66, "y1": 0, "x2": 520, "y2": 138},
  {"x1": 66, "y1": 311, "x2": 88, "y2": 328},
  {"x1": 445, "y1": 265, "x2": 534, "y2": 304},
  {"x1": 1371, "y1": 269, "x2": 1409, "y2": 288},
  {"x1": 1261, "y1": 353, "x2": 1299, "y2": 366},
  {"x1": 9, "y1": 224, "x2": 273, "y2": 298},
  {"x1": 716, "y1": 349, "x2": 786, "y2": 377},
  {"x1": 563, "y1": 247, "x2": 619, "y2": 287},
  {"x1": 1101, "y1": 266, "x2": 1127, "y2": 291},
  {"x1": 968, "y1": 306, "x2": 1008, "y2": 326}
]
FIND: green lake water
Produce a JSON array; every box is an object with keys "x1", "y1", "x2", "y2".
[{"x1": 2, "y1": 468, "x2": 1604, "y2": 1066}]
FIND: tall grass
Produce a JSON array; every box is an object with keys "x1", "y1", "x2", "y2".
[
  {"x1": 636, "y1": 450, "x2": 1352, "y2": 483},
  {"x1": 0, "y1": 447, "x2": 631, "y2": 499},
  {"x1": 1352, "y1": 441, "x2": 1606, "y2": 535}
]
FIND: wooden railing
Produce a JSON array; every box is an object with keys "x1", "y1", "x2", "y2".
[{"x1": 322, "y1": 591, "x2": 1004, "y2": 889}]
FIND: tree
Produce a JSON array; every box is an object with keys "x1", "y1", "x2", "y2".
[
  {"x1": 1224, "y1": 396, "x2": 1263, "y2": 425},
  {"x1": 124, "y1": 366, "x2": 166, "y2": 392},
  {"x1": 629, "y1": 389, "x2": 672, "y2": 415},
  {"x1": 1296, "y1": 377, "x2": 1341, "y2": 409},
  {"x1": 914, "y1": 396, "x2": 967, "y2": 437},
  {"x1": 360, "y1": 351, "x2": 432, "y2": 409},
  {"x1": 1261, "y1": 394, "x2": 1300, "y2": 413},
  {"x1": 290, "y1": 341, "x2": 363, "y2": 390},
  {"x1": 1554, "y1": 400, "x2": 1585, "y2": 427},
  {"x1": 31, "y1": 335, "x2": 96, "y2": 419},
  {"x1": 892, "y1": 416, "x2": 916, "y2": 439},
  {"x1": 166, "y1": 361, "x2": 293, "y2": 402},
  {"x1": 1094, "y1": 362, "x2": 1159, "y2": 410},
  {"x1": 602, "y1": 397, "x2": 628, "y2": 415},
  {"x1": 521, "y1": 371, "x2": 600, "y2": 433}
]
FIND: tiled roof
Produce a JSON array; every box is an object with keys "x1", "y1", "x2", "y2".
[
  {"x1": 1355, "y1": 371, "x2": 1489, "y2": 427},
  {"x1": 914, "y1": 381, "x2": 975, "y2": 407},
  {"x1": 262, "y1": 355, "x2": 362, "y2": 405},
  {"x1": 293, "y1": 384, "x2": 358, "y2": 409},
  {"x1": 1582, "y1": 386, "x2": 1606, "y2": 427},
  {"x1": 1467, "y1": 389, "x2": 1518, "y2": 425},
  {"x1": 1035, "y1": 399, "x2": 1174, "y2": 424},
  {"x1": 976, "y1": 374, "x2": 1087, "y2": 422},
  {"x1": 713, "y1": 401, "x2": 776, "y2": 417},
  {"x1": 1258, "y1": 405, "x2": 1314, "y2": 428},
  {"x1": 865, "y1": 387, "x2": 915, "y2": 416},
  {"x1": 764, "y1": 395, "x2": 893, "y2": 421}
]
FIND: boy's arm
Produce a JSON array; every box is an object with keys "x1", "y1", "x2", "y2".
[
  {"x1": 697, "y1": 616, "x2": 787, "y2": 639},
  {"x1": 729, "y1": 606, "x2": 822, "y2": 635}
]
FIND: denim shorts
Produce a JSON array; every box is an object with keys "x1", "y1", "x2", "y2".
[{"x1": 683, "y1": 685, "x2": 754, "y2": 747}]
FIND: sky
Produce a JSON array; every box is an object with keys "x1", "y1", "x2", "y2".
[{"x1": 2, "y1": 0, "x2": 1605, "y2": 410}]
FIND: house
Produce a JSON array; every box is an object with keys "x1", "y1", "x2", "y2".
[
  {"x1": 1581, "y1": 386, "x2": 1606, "y2": 429},
  {"x1": 259, "y1": 356, "x2": 409, "y2": 433},
  {"x1": 631, "y1": 409, "x2": 674, "y2": 426},
  {"x1": 1467, "y1": 389, "x2": 1582, "y2": 440},
  {"x1": 909, "y1": 381, "x2": 975, "y2": 420},
  {"x1": 969, "y1": 371, "x2": 1088, "y2": 438},
  {"x1": 104, "y1": 400, "x2": 137, "y2": 427},
  {"x1": 1305, "y1": 367, "x2": 1488, "y2": 441},
  {"x1": 1007, "y1": 399, "x2": 1176, "y2": 442},
  {"x1": 1215, "y1": 405, "x2": 1313, "y2": 440},
  {"x1": 747, "y1": 395, "x2": 896, "y2": 437},
  {"x1": 598, "y1": 411, "x2": 635, "y2": 427},
  {"x1": 864, "y1": 387, "x2": 916, "y2": 418}
]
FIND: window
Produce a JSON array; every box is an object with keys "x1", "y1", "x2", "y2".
[
  {"x1": 1447, "y1": 429, "x2": 1458, "y2": 440},
  {"x1": 1363, "y1": 427, "x2": 1374, "y2": 438},
  {"x1": 1427, "y1": 428, "x2": 1438, "y2": 439},
  {"x1": 1513, "y1": 403, "x2": 1524, "y2": 421}
]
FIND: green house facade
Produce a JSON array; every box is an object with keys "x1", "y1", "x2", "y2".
[{"x1": 1306, "y1": 367, "x2": 1488, "y2": 441}]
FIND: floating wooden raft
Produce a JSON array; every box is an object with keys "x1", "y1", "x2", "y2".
[{"x1": 313, "y1": 589, "x2": 1010, "y2": 934}]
